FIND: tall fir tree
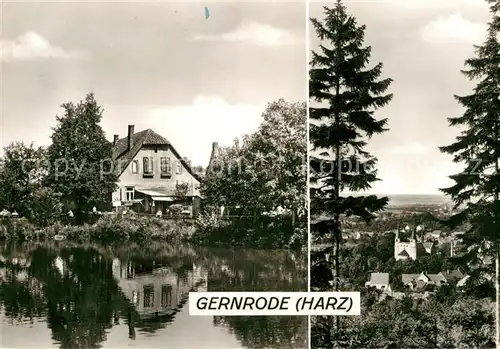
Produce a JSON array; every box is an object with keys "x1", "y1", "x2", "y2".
[
  {"x1": 46, "y1": 93, "x2": 117, "y2": 222},
  {"x1": 309, "y1": 1, "x2": 393, "y2": 347},
  {"x1": 439, "y1": 0, "x2": 500, "y2": 344}
]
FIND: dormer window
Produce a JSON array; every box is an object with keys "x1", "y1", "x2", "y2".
[
  {"x1": 161, "y1": 157, "x2": 172, "y2": 178},
  {"x1": 143, "y1": 157, "x2": 153, "y2": 178},
  {"x1": 131, "y1": 160, "x2": 138, "y2": 174}
]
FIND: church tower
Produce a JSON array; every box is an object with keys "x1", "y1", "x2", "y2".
[
  {"x1": 394, "y1": 226, "x2": 399, "y2": 257},
  {"x1": 407, "y1": 227, "x2": 417, "y2": 260},
  {"x1": 395, "y1": 225, "x2": 419, "y2": 261},
  {"x1": 394, "y1": 226, "x2": 404, "y2": 259}
]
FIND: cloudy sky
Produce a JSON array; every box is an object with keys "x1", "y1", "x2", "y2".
[
  {"x1": 310, "y1": 0, "x2": 491, "y2": 195},
  {"x1": 0, "y1": 1, "x2": 306, "y2": 167}
]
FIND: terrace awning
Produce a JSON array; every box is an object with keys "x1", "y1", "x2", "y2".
[
  {"x1": 135, "y1": 188, "x2": 171, "y2": 197},
  {"x1": 135, "y1": 188, "x2": 174, "y2": 202},
  {"x1": 151, "y1": 196, "x2": 174, "y2": 202}
]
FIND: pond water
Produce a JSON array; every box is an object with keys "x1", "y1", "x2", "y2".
[{"x1": 0, "y1": 242, "x2": 308, "y2": 349}]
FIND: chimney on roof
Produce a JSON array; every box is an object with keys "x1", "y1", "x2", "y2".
[
  {"x1": 212, "y1": 142, "x2": 219, "y2": 154},
  {"x1": 113, "y1": 134, "x2": 119, "y2": 145},
  {"x1": 127, "y1": 125, "x2": 134, "y2": 150}
]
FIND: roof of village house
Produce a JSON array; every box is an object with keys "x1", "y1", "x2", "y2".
[
  {"x1": 418, "y1": 272, "x2": 430, "y2": 281},
  {"x1": 441, "y1": 269, "x2": 464, "y2": 281},
  {"x1": 369, "y1": 273, "x2": 389, "y2": 285},
  {"x1": 427, "y1": 273, "x2": 447, "y2": 284},
  {"x1": 402, "y1": 274, "x2": 420, "y2": 284},
  {"x1": 413, "y1": 280, "x2": 427, "y2": 289},
  {"x1": 112, "y1": 128, "x2": 202, "y2": 182},
  {"x1": 397, "y1": 250, "x2": 410, "y2": 257}
]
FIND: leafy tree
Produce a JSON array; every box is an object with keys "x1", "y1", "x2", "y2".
[
  {"x1": 440, "y1": 297, "x2": 495, "y2": 348},
  {"x1": 309, "y1": 1, "x2": 393, "y2": 346},
  {"x1": 201, "y1": 99, "x2": 306, "y2": 217},
  {"x1": 244, "y1": 99, "x2": 307, "y2": 216},
  {"x1": 0, "y1": 142, "x2": 48, "y2": 217},
  {"x1": 320, "y1": 295, "x2": 495, "y2": 348},
  {"x1": 30, "y1": 187, "x2": 63, "y2": 227},
  {"x1": 202, "y1": 139, "x2": 247, "y2": 212},
  {"x1": 174, "y1": 182, "x2": 189, "y2": 200},
  {"x1": 191, "y1": 165, "x2": 205, "y2": 178},
  {"x1": 46, "y1": 93, "x2": 117, "y2": 223},
  {"x1": 438, "y1": 0, "x2": 500, "y2": 336}
]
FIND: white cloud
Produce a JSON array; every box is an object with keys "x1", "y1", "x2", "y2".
[
  {"x1": 191, "y1": 20, "x2": 300, "y2": 46},
  {"x1": 386, "y1": 0, "x2": 487, "y2": 11},
  {"x1": 420, "y1": 13, "x2": 487, "y2": 43},
  {"x1": 382, "y1": 142, "x2": 429, "y2": 155},
  {"x1": 426, "y1": 161, "x2": 463, "y2": 191},
  {"x1": 0, "y1": 31, "x2": 88, "y2": 62},
  {"x1": 145, "y1": 94, "x2": 264, "y2": 166}
]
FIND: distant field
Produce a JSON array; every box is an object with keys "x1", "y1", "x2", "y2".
[
  {"x1": 315, "y1": 193, "x2": 452, "y2": 207},
  {"x1": 383, "y1": 194, "x2": 451, "y2": 207},
  {"x1": 310, "y1": 194, "x2": 453, "y2": 224}
]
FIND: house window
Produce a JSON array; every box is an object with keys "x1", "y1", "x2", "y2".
[
  {"x1": 125, "y1": 187, "x2": 134, "y2": 202},
  {"x1": 126, "y1": 261, "x2": 135, "y2": 279},
  {"x1": 131, "y1": 160, "x2": 138, "y2": 174},
  {"x1": 161, "y1": 284, "x2": 172, "y2": 308},
  {"x1": 176, "y1": 161, "x2": 182, "y2": 174},
  {"x1": 161, "y1": 157, "x2": 172, "y2": 177},
  {"x1": 143, "y1": 284, "x2": 154, "y2": 308},
  {"x1": 132, "y1": 291, "x2": 140, "y2": 306},
  {"x1": 143, "y1": 157, "x2": 153, "y2": 177}
]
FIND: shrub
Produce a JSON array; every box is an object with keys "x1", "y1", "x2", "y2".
[
  {"x1": 0, "y1": 218, "x2": 38, "y2": 240},
  {"x1": 190, "y1": 211, "x2": 305, "y2": 249},
  {"x1": 0, "y1": 214, "x2": 194, "y2": 244},
  {"x1": 287, "y1": 225, "x2": 307, "y2": 250},
  {"x1": 169, "y1": 204, "x2": 183, "y2": 216},
  {"x1": 28, "y1": 187, "x2": 63, "y2": 227},
  {"x1": 190, "y1": 211, "x2": 231, "y2": 245}
]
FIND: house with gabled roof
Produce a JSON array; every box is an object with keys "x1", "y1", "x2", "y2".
[
  {"x1": 401, "y1": 273, "x2": 420, "y2": 286},
  {"x1": 111, "y1": 258, "x2": 207, "y2": 319},
  {"x1": 365, "y1": 273, "x2": 391, "y2": 292},
  {"x1": 440, "y1": 269, "x2": 465, "y2": 282},
  {"x1": 426, "y1": 272, "x2": 448, "y2": 286},
  {"x1": 402, "y1": 271, "x2": 451, "y2": 292},
  {"x1": 110, "y1": 125, "x2": 202, "y2": 216}
]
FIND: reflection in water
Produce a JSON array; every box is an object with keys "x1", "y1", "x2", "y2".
[{"x1": 0, "y1": 242, "x2": 307, "y2": 349}]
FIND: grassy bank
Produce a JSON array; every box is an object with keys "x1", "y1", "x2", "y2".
[
  {"x1": 0, "y1": 212, "x2": 306, "y2": 249},
  {"x1": 0, "y1": 214, "x2": 194, "y2": 244}
]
